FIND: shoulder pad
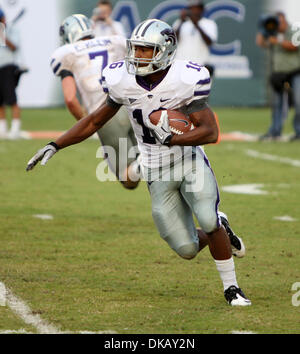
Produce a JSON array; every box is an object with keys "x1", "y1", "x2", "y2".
[
  {"x1": 179, "y1": 60, "x2": 210, "y2": 86},
  {"x1": 101, "y1": 60, "x2": 128, "y2": 105},
  {"x1": 173, "y1": 60, "x2": 211, "y2": 102},
  {"x1": 102, "y1": 60, "x2": 127, "y2": 87}
]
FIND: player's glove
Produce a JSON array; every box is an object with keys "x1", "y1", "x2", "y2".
[
  {"x1": 26, "y1": 142, "x2": 60, "y2": 171},
  {"x1": 147, "y1": 110, "x2": 173, "y2": 146}
]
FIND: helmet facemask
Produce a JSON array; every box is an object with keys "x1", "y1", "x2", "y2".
[{"x1": 126, "y1": 40, "x2": 169, "y2": 76}]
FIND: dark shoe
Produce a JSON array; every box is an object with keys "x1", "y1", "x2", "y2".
[
  {"x1": 219, "y1": 212, "x2": 245, "y2": 258},
  {"x1": 224, "y1": 285, "x2": 251, "y2": 306},
  {"x1": 290, "y1": 135, "x2": 300, "y2": 142},
  {"x1": 259, "y1": 133, "x2": 280, "y2": 141}
]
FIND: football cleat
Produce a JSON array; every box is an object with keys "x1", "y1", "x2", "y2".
[
  {"x1": 224, "y1": 285, "x2": 251, "y2": 306},
  {"x1": 219, "y1": 211, "x2": 245, "y2": 258}
]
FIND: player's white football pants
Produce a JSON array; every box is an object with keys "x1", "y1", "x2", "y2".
[{"x1": 146, "y1": 148, "x2": 220, "y2": 259}]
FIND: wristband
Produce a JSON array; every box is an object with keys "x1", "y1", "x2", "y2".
[{"x1": 48, "y1": 142, "x2": 61, "y2": 151}]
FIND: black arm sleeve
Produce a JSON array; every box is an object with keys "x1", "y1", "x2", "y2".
[
  {"x1": 180, "y1": 98, "x2": 209, "y2": 116},
  {"x1": 106, "y1": 95, "x2": 123, "y2": 109},
  {"x1": 59, "y1": 70, "x2": 74, "y2": 80}
]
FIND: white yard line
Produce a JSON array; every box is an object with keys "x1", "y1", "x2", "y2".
[
  {"x1": 273, "y1": 215, "x2": 297, "y2": 222},
  {"x1": 221, "y1": 184, "x2": 268, "y2": 195},
  {"x1": 33, "y1": 214, "x2": 54, "y2": 220},
  {"x1": 0, "y1": 328, "x2": 117, "y2": 334},
  {"x1": 246, "y1": 149, "x2": 300, "y2": 168},
  {"x1": 0, "y1": 329, "x2": 33, "y2": 334},
  {"x1": 231, "y1": 330, "x2": 256, "y2": 334},
  {"x1": 0, "y1": 282, "x2": 60, "y2": 334},
  {"x1": 0, "y1": 283, "x2": 6, "y2": 306},
  {"x1": 77, "y1": 330, "x2": 117, "y2": 334},
  {"x1": 0, "y1": 282, "x2": 117, "y2": 334}
]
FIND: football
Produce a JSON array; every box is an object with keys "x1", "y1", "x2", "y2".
[{"x1": 149, "y1": 109, "x2": 193, "y2": 135}]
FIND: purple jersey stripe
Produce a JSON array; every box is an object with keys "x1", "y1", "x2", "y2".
[
  {"x1": 53, "y1": 63, "x2": 61, "y2": 74},
  {"x1": 196, "y1": 146, "x2": 221, "y2": 228},
  {"x1": 195, "y1": 90, "x2": 210, "y2": 96},
  {"x1": 196, "y1": 78, "x2": 211, "y2": 85},
  {"x1": 100, "y1": 76, "x2": 106, "y2": 85}
]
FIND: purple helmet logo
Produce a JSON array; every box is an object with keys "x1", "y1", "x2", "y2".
[{"x1": 160, "y1": 28, "x2": 177, "y2": 46}]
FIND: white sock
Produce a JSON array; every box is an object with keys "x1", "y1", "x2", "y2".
[
  {"x1": 0, "y1": 119, "x2": 7, "y2": 135},
  {"x1": 10, "y1": 119, "x2": 21, "y2": 133},
  {"x1": 215, "y1": 257, "x2": 239, "y2": 291}
]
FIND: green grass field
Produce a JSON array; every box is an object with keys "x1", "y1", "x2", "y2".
[{"x1": 0, "y1": 107, "x2": 300, "y2": 334}]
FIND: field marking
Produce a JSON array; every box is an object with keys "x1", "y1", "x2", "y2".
[
  {"x1": 273, "y1": 215, "x2": 297, "y2": 222},
  {"x1": 33, "y1": 214, "x2": 54, "y2": 220},
  {"x1": 246, "y1": 149, "x2": 300, "y2": 168},
  {"x1": 0, "y1": 282, "x2": 117, "y2": 334},
  {"x1": 231, "y1": 330, "x2": 256, "y2": 334},
  {"x1": 222, "y1": 184, "x2": 268, "y2": 195},
  {"x1": 1, "y1": 130, "x2": 294, "y2": 142},
  {"x1": 19, "y1": 131, "x2": 99, "y2": 140},
  {"x1": 76, "y1": 330, "x2": 117, "y2": 334},
  {"x1": 0, "y1": 329, "x2": 117, "y2": 334},
  {"x1": 0, "y1": 329, "x2": 33, "y2": 334},
  {"x1": 222, "y1": 131, "x2": 259, "y2": 142},
  {"x1": 0, "y1": 283, "x2": 6, "y2": 306},
  {"x1": 0, "y1": 282, "x2": 60, "y2": 334},
  {"x1": 12, "y1": 131, "x2": 261, "y2": 141}
]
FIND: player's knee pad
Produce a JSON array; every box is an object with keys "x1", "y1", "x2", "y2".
[
  {"x1": 176, "y1": 243, "x2": 198, "y2": 260},
  {"x1": 199, "y1": 213, "x2": 219, "y2": 234}
]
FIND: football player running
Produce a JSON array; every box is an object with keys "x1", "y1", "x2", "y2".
[
  {"x1": 27, "y1": 19, "x2": 250, "y2": 306},
  {"x1": 50, "y1": 14, "x2": 141, "y2": 189}
]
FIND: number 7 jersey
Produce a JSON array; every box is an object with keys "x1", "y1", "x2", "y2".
[
  {"x1": 50, "y1": 35, "x2": 126, "y2": 114},
  {"x1": 102, "y1": 59, "x2": 211, "y2": 169}
]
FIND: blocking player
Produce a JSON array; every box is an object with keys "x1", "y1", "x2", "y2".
[
  {"x1": 27, "y1": 19, "x2": 251, "y2": 306},
  {"x1": 51, "y1": 14, "x2": 141, "y2": 189}
]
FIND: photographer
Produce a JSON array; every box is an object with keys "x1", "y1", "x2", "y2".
[
  {"x1": 257, "y1": 12, "x2": 300, "y2": 141},
  {"x1": 173, "y1": 0, "x2": 218, "y2": 77},
  {"x1": 91, "y1": 0, "x2": 126, "y2": 38}
]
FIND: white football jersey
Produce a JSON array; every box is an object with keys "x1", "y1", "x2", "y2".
[
  {"x1": 102, "y1": 59, "x2": 211, "y2": 169},
  {"x1": 50, "y1": 36, "x2": 126, "y2": 113}
]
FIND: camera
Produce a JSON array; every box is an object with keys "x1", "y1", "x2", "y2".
[{"x1": 259, "y1": 14, "x2": 279, "y2": 38}]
